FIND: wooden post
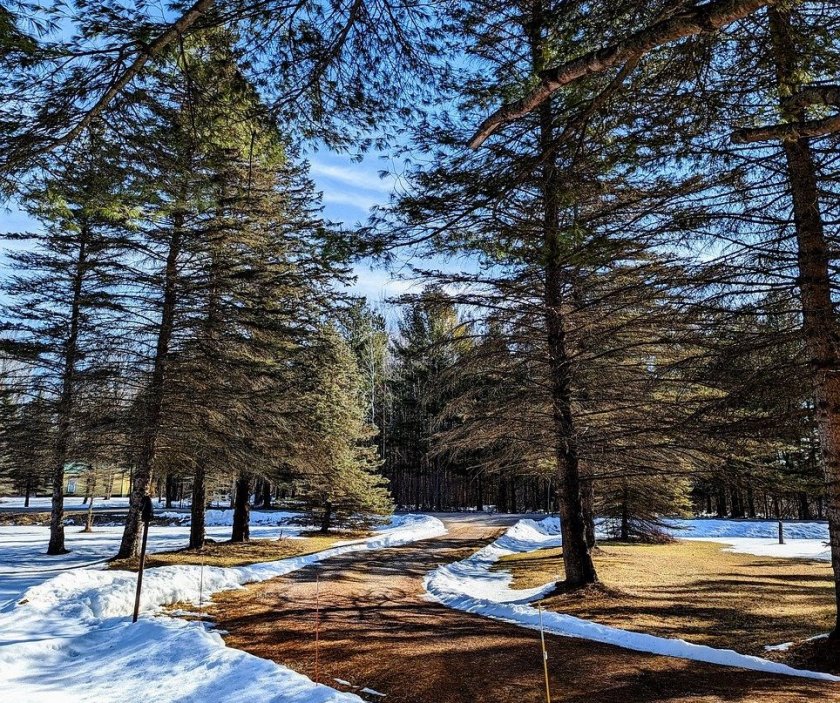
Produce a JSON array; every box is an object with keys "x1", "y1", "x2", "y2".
[
  {"x1": 314, "y1": 571, "x2": 321, "y2": 683},
  {"x1": 132, "y1": 496, "x2": 153, "y2": 623},
  {"x1": 778, "y1": 520, "x2": 785, "y2": 545},
  {"x1": 539, "y1": 605, "x2": 551, "y2": 703}
]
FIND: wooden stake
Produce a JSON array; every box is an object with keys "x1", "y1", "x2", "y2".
[
  {"x1": 314, "y1": 571, "x2": 321, "y2": 684},
  {"x1": 539, "y1": 605, "x2": 551, "y2": 703},
  {"x1": 131, "y1": 519, "x2": 150, "y2": 623}
]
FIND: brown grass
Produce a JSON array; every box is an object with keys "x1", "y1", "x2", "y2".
[
  {"x1": 495, "y1": 540, "x2": 835, "y2": 658},
  {"x1": 110, "y1": 531, "x2": 370, "y2": 571}
]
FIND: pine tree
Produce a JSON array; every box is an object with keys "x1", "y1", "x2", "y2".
[
  {"x1": 297, "y1": 324, "x2": 391, "y2": 532},
  {"x1": 0, "y1": 132, "x2": 133, "y2": 554}
]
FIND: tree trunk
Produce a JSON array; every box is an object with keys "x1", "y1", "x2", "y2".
[
  {"x1": 48, "y1": 227, "x2": 89, "y2": 555},
  {"x1": 24, "y1": 478, "x2": 31, "y2": 508},
  {"x1": 118, "y1": 218, "x2": 183, "y2": 559},
  {"x1": 231, "y1": 472, "x2": 251, "y2": 542},
  {"x1": 532, "y1": 2, "x2": 596, "y2": 588},
  {"x1": 582, "y1": 477, "x2": 597, "y2": 548},
  {"x1": 189, "y1": 465, "x2": 207, "y2": 550},
  {"x1": 320, "y1": 500, "x2": 333, "y2": 533},
  {"x1": 746, "y1": 483, "x2": 756, "y2": 519},
  {"x1": 262, "y1": 479, "x2": 272, "y2": 509},
  {"x1": 165, "y1": 473, "x2": 176, "y2": 509},
  {"x1": 716, "y1": 483, "x2": 728, "y2": 518},
  {"x1": 620, "y1": 484, "x2": 630, "y2": 542},
  {"x1": 769, "y1": 7, "x2": 840, "y2": 636}
]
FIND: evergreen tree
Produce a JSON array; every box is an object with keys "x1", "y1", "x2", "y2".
[
  {"x1": 297, "y1": 324, "x2": 391, "y2": 532},
  {"x1": 0, "y1": 133, "x2": 133, "y2": 554}
]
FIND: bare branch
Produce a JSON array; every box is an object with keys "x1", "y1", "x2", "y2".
[
  {"x1": 468, "y1": 0, "x2": 775, "y2": 149},
  {"x1": 731, "y1": 113, "x2": 840, "y2": 143},
  {"x1": 51, "y1": 0, "x2": 214, "y2": 152}
]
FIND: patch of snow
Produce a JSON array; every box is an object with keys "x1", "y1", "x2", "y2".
[
  {"x1": 0, "y1": 514, "x2": 446, "y2": 702},
  {"x1": 691, "y1": 537, "x2": 831, "y2": 562},
  {"x1": 664, "y1": 518, "x2": 828, "y2": 540},
  {"x1": 360, "y1": 688, "x2": 386, "y2": 697},
  {"x1": 765, "y1": 642, "x2": 794, "y2": 652},
  {"x1": 424, "y1": 517, "x2": 840, "y2": 683}
]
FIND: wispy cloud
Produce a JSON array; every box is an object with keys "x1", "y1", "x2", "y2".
[
  {"x1": 321, "y1": 190, "x2": 380, "y2": 213},
  {"x1": 309, "y1": 161, "x2": 396, "y2": 194}
]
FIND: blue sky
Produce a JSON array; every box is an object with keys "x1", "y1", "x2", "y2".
[{"x1": 0, "y1": 148, "x2": 435, "y2": 313}]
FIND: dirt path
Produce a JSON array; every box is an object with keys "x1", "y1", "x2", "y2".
[{"x1": 211, "y1": 516, "x2": 840, "y2": 702}]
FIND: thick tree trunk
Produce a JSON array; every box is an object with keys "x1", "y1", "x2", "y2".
[
  {"x1": 262, "y1": 479, "x2": 272, "y2": 509},
  {"x1": 118, "y1": 219, "x2": 183, "y2": 559},
  {"x1": 769, "y1": 8, "x2": 840, "y2": 637},
  {"x1": 231, "y1": 472, "x2": 251, "y2": 542},
  {"x1": 532, "y1": 0, "x2": 596, "y2": 587},
  {"x1": 48, "y1": 228, "x2": 88, "y2": 555},
  {"x1": 189, "y1": 465, "x2": 206, "y2": 550}
]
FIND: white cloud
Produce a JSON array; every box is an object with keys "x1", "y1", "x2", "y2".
[{"x1": 309, "y1": 161, "x2": 396, "y2": 194}]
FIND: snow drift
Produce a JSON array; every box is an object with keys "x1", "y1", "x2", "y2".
[{"x1": 0, "y1": 514, "x2": 446, "y2": 702}]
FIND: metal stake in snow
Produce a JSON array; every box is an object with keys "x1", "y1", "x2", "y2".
[
  {"x1": 132, "y1": 496, "x2": 154, "y2": 623},
  {"x1": 539, "y1": 604, "x2": 551, "y2": 703}
]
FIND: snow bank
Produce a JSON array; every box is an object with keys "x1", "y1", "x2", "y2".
[
  {"x1": 424, "y1": 517, "x2": 839, "y2": 683},
  {"x1": 0, "y1": 514, "x2": 446, "y2": 702}
]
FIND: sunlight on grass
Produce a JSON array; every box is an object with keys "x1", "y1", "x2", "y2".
[{"x1": 495, "y1": 540, "x2": 835, "y2": 656}]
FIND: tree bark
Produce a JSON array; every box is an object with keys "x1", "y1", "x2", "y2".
[
  {"x1": 117, "y1": 216, "x2": 183, "y2": 559},
  {"x1": 320, "y1": 500, "x2": 333, "y2": 533},
  {"x1": 768, "y1": 7, "x2": 840, "y2": 636},
  {"x1": 262, "y1": 479, "x2": 272, "y2": 509},
  {"x1": 231, "y1": 472, "x2": 251, "y2": 542},
  {"x1": 531, "y1": 0, "x2": 597, "y2": 588},
  {"x1": 48, "y1": 226, "x2": 89, "y2": 555}
]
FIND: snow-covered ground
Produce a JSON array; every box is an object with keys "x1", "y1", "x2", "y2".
[
  {"x1": 0, "y1": 495, "x2": 132, "y2": 510},
  {"x1": 0, "y1": 514, "x2": 446, "y2": 702},
  {"x1": 662, "y1": 518, "x2": 831, "y2": 561},
  {"x1": 158, "y1": 509, "x2": 302, "y2": 526},
  {"x1": 425, "y1": 517, "x2": 840, "y2": 682}
]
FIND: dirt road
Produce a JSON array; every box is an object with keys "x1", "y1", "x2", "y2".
[{"x1": 211, "y1": 514, "x2": 840, "y2": 702}]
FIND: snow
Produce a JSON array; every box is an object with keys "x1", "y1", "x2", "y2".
[
  {"x1": 0, "y1": 514, "x2": 446, "y2": 702},
  {"x1": 158, "y1": 508, "x2": 302, "y2": 526},
  {"x1": 0, "y1": 495, "x2": 131, "y2": 510},
  {"x1": 0, "y1": 521, "x2": 308, "y2": 610},
  {"x1": 658, "y1": 518, "x2": 831, "y2": 561},
  {"x1": 664, "y1": 518, "x2": 828, "y2": 540},
  {"x1": 424, "y1": 517, "x2": 840, "y2": 683}
]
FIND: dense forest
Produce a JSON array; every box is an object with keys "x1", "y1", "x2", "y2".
[{"x1": 1, "y1": 0, "x2": 840, "y2": 635}]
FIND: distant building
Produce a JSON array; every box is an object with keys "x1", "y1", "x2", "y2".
[{"x1": 63, "y1": 462, "x2": 131, "y2": 498}]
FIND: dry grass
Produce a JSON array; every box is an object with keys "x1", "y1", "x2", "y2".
[
  {"x1": 110, "y1": 531, "x2": 370, "y2": 571},
  {"x1": 495, "y1": 540, "x2": 835, "y2": 657}
]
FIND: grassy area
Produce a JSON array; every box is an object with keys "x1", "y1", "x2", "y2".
[
  {"x1": 495, "y1": 540, "x2": 835, "y2": 657},
  {"x1": 110, "y1": 531, "x2": 370, "y2": 570}
]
